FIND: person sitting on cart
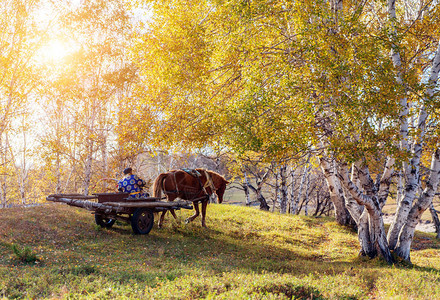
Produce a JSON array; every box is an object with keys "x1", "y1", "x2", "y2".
[{"x1": 118, "y1": 167, "x2": 150, "y2": 199}]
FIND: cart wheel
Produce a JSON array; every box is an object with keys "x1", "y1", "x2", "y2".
[
  {"x1": 95, "y1": 214, "x2": 116, "y2": 228},
  {"x1": 131, "y1": 208, "x2": 154, "y2": 234}
]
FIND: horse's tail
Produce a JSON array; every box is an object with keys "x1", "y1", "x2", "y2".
[{"x1": 152, "y1": 173, "x2": 168, "y2": 198}]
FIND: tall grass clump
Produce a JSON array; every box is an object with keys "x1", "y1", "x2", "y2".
[{"x1": 10, "y1": 243, "x2": 40, "y2": 264}]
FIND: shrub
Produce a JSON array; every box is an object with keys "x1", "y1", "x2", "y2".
[{"x1": 10, "y1": 244, "x2": 39, "y2": 264}]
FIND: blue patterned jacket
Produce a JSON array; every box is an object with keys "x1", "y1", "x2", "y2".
[{"x1": 118, "y1": 175, "x2": 149, "y2": 199}]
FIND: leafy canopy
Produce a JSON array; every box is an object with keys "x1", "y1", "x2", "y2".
[{"x1": 130, "y1": 0, "x2": 440, "y2": 163}]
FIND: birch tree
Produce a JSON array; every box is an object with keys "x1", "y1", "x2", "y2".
[
  {"x1": 429, "y1": 202, "x2": 440, "y2": 239},
  {"x1": 37, "y1": 0, "x2": 133, "y2": 195},
  {"x1": 242, "y1": 170, "x2": 252, "y2": 206},
  {"x1": 292, "y1": 156, "x2": 311, "y2": 215},
  {"x1": 243, "y1": 161, "x2": 271, "y2": 211},
  {"x1": 279, "y1": 163, "x2": 288, "y2": 214},
  {"x1": 307, "y1": 0, "x2": 440, "y2": 263},
  {"x1": 130, "y1": 0, "x2": 440, "y2": 262},
  {"x1": 382, "y1": 1, "x2": 440, "y2": 261},
  {"x1": 0, "y1": 0, "x2": 49, "y2": 205}
]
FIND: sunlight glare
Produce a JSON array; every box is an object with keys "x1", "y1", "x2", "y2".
[{"x1": 39, "y1": 39, "x2": 72, "y2": 63}]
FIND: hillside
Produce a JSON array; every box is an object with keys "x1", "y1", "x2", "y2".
[{"x1": 1, "y1": 203, "x2": 440, "y2": 299}]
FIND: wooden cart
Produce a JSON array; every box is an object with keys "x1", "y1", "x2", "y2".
[{"x1": 46, "y1": 193, "x2": 193, "y2": 234}]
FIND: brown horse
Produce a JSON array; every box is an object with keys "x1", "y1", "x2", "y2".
[{"x1": 152, "y1": 169, "x2": 229, "y2": 228}]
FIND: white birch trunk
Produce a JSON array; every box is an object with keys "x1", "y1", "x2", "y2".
[
  {"x1": 389, "y1": 41, "x2": 440, "y2": 251},
  {"x1": 101, "y1": 138, "x2": 108, "y2": 191},
  {"x1": 389, "y1": 125, "x2": 426, "y2": 250},
  {"x1": 243, "y1": 171, "x2": 251, "y2": 206},
  {"x1": 352, "y1": 161, "x2": 375, "y2": 197},
  {"x1": 304, "y1": 173, "x2": 310, "y2": 216},
  {"x1": 387, "y1": 0, "x2": 410, "y2": 174},
  {"x1": 356, "y1": 211, "x2": 373, "y2": 256},
  {"x1": 257, "y1": 171, "x2": 271, "y2": 211},
  {"x1": 289, "y1": 167, "x2": 296, "y2": 213},
  {"x1": 388, "y1": 0, "x2": 410, "y2": 164},
  {"x1": 346, "y1": 163, "x2": 373, "y2": 256},
  {"x1": 18, "y1": 126, "x2": 28, "y2": 205},
  {"x1": 56, "y1": 151, "x2": 62, "y2": 194},
  {"x1": 395, "y1": 148, "x2": 440, "y2": 260},
  {"x1": 337, "y1": 163, "x2": 394, "y2": 263},
  {"x1": 347, "y1": 156, "x2": 394, "y2": 258},
  {"x1": 377, "y1": 157, "x2": 395, "y2": 206},
  {"x1": 429, "y1": 202, "x2": 440, "y2": 239},
  {"x1": 274, "y1": 166, "x2": 279, "y2": 213},
  {"x1": 247, "y1": 169, "x2": 271, "y2": 211},
  {"x1": 0, "y1": 134, "x2": 7, "y2": 208},
  {"x1": 396, "y1": 171, "x2": 403, "y2": 204},
  {"x1": 82, "y1": 94, "x2": 98, "y2": 195},
  {"x1": 293, "y1": 161, "x2": 309, "y2": 215},
  {"x1": 64, "y1": 121, "x2": 77, "y2": 193},
  {"x1": 83, "y1": 150, "x2": 93, "y2": 195},
  {"x1": 319, "y1": 155, "x2": 351, "y2": 224},
  {"x1": 280, "y1": 164, "x2": 288, "y2": 214}
]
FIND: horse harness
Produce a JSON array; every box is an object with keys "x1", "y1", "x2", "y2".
[{"x1": 169, "y1": 168, "x2": 216, "y2": 202}]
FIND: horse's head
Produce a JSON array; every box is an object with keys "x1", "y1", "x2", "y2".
[
  {"x1": 214, "y1": 176, "x2": 229, "y2": 204},
  {"x1": 199, "y1": 169, "x2": 230, "y2": 203}
]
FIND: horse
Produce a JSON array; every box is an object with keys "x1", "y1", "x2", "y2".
[{"x1": 152, "y1": 168, "x2": 229, "y2": 228}]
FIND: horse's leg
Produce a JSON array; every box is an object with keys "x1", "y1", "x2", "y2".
[
  {"x1": 201, "y1": 200, "x2": 208, "y2": 228},
  {"x1": 158, "y1": 211, "x2": 167, "y2": 228},
  {"x1": 158, "y1": 194, "x2": 179, "y2": 228},
  {"x1": 169, "y1": 209, "x2": 179, "y2": 222},
  {"x1": 185, "y1": 202, "x2": 199, "y2": 224}
]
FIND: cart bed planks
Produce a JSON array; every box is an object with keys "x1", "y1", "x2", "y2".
[{"x1": 46, "y1": 193, "x2": 193, "y2": 234}]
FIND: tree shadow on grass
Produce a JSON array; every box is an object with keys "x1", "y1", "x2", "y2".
[{"x1": 4, "y1": 204, "x2": 440, "y2": 299}]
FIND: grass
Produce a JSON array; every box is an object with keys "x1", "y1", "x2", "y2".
[
  {"x1": 382, "y1": 199, "x2": 440, "y2": 222},
  {"x1": 0, "y1": 203, "x2": 440, "y2": 299}
]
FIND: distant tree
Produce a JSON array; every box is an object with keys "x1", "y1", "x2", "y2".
[
  {"x1": 0, "y1": 0, "x2": 50, "y2": 206},
  {"x1": 38, "y1": 0, "x2": 134, "y2": 195},
  {"x1": 430, "y1": 202, "x2": 440, "y2": 239}
]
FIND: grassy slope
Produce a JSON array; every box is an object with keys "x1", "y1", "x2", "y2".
[{"x1": 1, "y1": 204, "x2": 440, "y2": 299}]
